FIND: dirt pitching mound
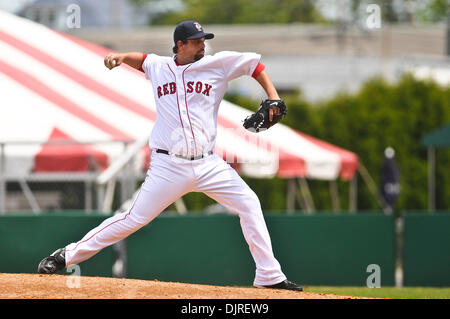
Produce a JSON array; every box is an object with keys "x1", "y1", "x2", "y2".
[{"x1": 0, "y1": 273, "x2": 368, "y2": 299}]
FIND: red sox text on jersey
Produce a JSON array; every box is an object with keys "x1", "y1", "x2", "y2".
[{"x1": 157, "y1": 81, "x2": 212, "y2": 98}]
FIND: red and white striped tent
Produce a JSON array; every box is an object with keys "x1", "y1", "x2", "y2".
[{"x1": 0, "y1": 11, "x2": 358, "y2": 181}]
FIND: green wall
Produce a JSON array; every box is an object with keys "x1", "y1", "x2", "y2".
[
  {"x1": 403, "y1": 213, "x2": 450, "y2": 287},
  {"x1": 126, "y1": 214, "x2": 396, "y2": 286},
  {"x1": 1, "y1": 212, "x2": 449, "y2": 287},
  {"x1": 0, "y1": 212, "x2": 113, "y2": 277}
]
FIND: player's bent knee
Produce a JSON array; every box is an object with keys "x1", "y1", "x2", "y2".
[
  {"x1": 237, "y1": 191, "x2": 263, "y2": 215},
  {"x1": 124, "y1": 213, "x2": 152, "y2": 230}
]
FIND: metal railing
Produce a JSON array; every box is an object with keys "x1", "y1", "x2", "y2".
[
  {"x1": 0, "y1": 137, "x2": 187, "y2": 215},
  {"x1": 95, "y1": 134, "x2": 187, "y2": 215},
  {"x1": 96, "y1": 135, "x2": 149, "y2": 214},
  {"x1": 0, "y1": 139, "x2": 143, "y2": 214}
]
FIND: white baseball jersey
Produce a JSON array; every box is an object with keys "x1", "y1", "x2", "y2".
[{"x1": 142, "y1": 51, "x2": 261, "y2": 157}]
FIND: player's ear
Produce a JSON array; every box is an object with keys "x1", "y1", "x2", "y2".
[{"x1": 177, "y1": 40, "x2": 184, "y2": 51}]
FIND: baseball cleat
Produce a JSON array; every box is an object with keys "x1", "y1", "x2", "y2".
[
  {"x1": 255, "y1": 279, "x2": 303, "y2": 292},
  {"x1": 37, "y1": 248, "x2": 66, "y2": 274}
]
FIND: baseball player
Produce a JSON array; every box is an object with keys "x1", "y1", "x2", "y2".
[{"x1": 38, "y1": 21, "x2": 302, "y2": 292}]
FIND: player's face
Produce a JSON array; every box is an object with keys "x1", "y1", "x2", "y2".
[{"x1": 181, "y1": 37, "x2": 206, "y2": 62}]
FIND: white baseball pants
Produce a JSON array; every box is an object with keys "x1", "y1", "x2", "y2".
[{"x1": 65, "y1": 150, "x2": 287, "y2": 286}]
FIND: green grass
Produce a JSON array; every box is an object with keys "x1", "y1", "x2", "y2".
[{"x1": 305, "y1": 286, "x2": 450, "y2": 299}]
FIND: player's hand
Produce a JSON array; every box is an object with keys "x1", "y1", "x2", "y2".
[
  {"x1": 243, "y1": 99, "x2": 287, "y2": 133},
  {"x1": 269, "y1": 107, "x2": 281, "y2": 122},
  {"x1": 104, "y1": 53, "x2": 122, "y2": 70}
]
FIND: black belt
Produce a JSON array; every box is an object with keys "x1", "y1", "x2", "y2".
[{"x1": 156, "y1": 149, "x2": 213, "y2": 161}]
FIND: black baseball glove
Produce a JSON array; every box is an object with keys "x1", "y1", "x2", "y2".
[{"x1": 243, "y1": 99, "x2": 287, "y2": 132}]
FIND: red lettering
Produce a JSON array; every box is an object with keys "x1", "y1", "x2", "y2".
[
  {"x1": 157, "y1": 86, "x2": 162, "y2": 98},
  {"x1": 169, "y1": 82, "x2": 176, "y2": 94},
  {"x1": 187, "y1": 81, "x2": 194, "y2": 93},
  {"x1": 195, "y1": 82, "x2": 202, "y2": 93},
  {"x1": 185, "y1": 81, "x2": 213, "y2": 95},
  {"x1": 202, "y1": 83, "x2": 212, "y2": 96},
  {"x1": 163, "y1": 84, "x2": 169, "y2": 95}
]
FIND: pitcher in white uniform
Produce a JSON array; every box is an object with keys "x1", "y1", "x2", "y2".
[{"x1": 38, "y1": 20, "x2": 302, "y2": 292}]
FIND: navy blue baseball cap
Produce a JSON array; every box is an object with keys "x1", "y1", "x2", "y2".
[{"x1": 173, "y1": 21, "x2": 214, "y2": 44}]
